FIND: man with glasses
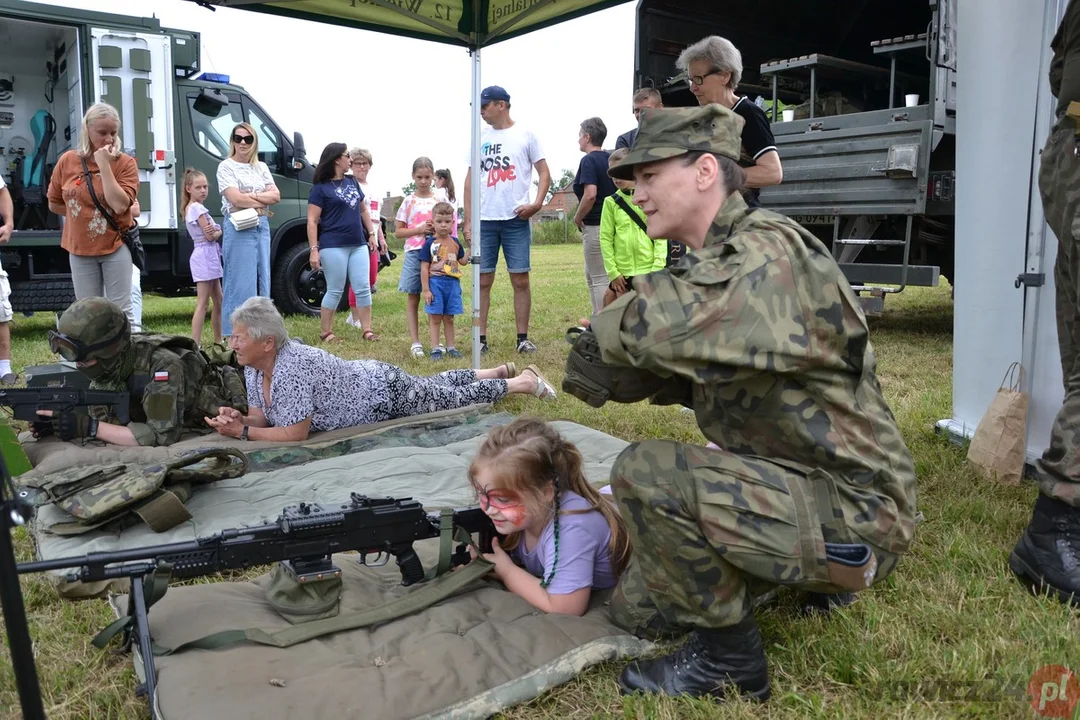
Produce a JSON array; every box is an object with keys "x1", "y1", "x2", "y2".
[
  {"x1": 616, "y1": 88, "x2": 664, "y2": 150},
  {"x1": 676, "y1": 35, "x2": 783, "y2": 207},
  {"x1": 463, "y1": 85, "x2": 550, "y2": 355},
  {"x1": 37, "y1": 297, "x2": 245, "y2": 446}
]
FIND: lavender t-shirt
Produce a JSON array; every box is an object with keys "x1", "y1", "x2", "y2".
[{"x1": 514, "y1": 491, "x2": 616, "y2": 595}]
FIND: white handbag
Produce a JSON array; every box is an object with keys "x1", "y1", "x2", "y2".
[{"x1": 228, "y1": 208, "x2": 260, "y2": 231}]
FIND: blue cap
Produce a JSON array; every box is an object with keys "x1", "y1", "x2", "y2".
[{"x1": 480, "y1": 85, "x2": 510, "y2": 105}]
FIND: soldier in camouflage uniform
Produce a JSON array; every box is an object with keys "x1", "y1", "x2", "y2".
[
  {"x1": 1009, "y1": 0, "x2": 1080, "y2": 606},
  {"x1": 42, "y1": 297, "x2": 242, "y2": 446},
  {"x1": 580, "y1": 105, "x2": 918, "y2": 701}
]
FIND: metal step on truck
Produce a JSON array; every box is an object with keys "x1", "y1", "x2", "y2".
[
  {"x1": 0, "y1": 0, "x2": 340, "y2": 317},
  {"x1": 635, "y1": 0, "x2": 957, "y2": 314}
]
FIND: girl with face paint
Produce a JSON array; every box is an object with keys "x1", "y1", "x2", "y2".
[{"x1": 467, "y1": 417, "x2": 632, "y2": 616}]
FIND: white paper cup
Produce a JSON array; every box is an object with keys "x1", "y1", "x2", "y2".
[
  {"x1": 781, "y1": 109, "x2": 795, "y2": 122},
  {"x1": 905, "y1": 93, "x2": 920, "y2": 107}
]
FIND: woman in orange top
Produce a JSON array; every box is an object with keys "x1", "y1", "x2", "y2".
[{"x1": 47, "y1": 102, "x2": 139, "y2": 324}]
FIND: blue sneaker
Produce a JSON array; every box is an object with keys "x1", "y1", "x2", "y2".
[
  {"x1": 430, "y1": 347, "x2": 445, "y2": 360},
  {"x1": 446, "y1": 348, "x2": 463, "y2": 359}
]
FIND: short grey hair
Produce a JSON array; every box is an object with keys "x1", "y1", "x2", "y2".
[
  {"x1": 348, "y1": 147, "x2": 372, "y2": 165},
  {"x1": 632, "y1": 88, "x2": 662, "y2": 105},
  {"x1": 230, "y1": 296, "x2": 288, "y2": 349},
  {"x1": 676, "y1": 36, "x2": 743, "y2": 89},
  {"x1": 580, "y1": 117, "x2": 608, "y2": 147}
]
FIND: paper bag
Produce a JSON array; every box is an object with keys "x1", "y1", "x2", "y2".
[{"x1": 967, "y1": 362, "x2": 1029, "y2": 485}]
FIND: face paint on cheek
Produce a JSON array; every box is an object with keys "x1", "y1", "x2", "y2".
[{"x1": 495, "y1": 505, "x2": 527, "y2": 527}]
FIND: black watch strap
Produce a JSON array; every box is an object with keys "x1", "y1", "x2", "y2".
[
  {"x1": 241, "y1": 425, "x2": 250, "y2": 441},
  {"x1": 87, "y1": 417, "x2": 99, "y2": 440}
]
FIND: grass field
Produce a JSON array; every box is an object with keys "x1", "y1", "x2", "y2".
[{"x1": 1, "y1": 243, "x2": 1078, "y2": 719}]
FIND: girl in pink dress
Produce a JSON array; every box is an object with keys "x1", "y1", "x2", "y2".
[{"x1": 182, "y1": 168, "x2": 224, "y2": 344}]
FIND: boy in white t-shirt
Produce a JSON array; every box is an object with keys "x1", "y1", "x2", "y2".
[
  {"x1": 462, "y1": 85, "x2": 550, "y2": 355},
  {"x1": 0, "y1": 175, "x2": 17, "y2": 383}
]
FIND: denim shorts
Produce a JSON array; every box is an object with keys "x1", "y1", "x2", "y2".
[
  {"x1": 425, "y1": 275, "x2": 464, "y2": 316},
  {"x1": 397, "y1": 249, "x2": 423, "y2": 294},
  {"x1": 479, "y1": 217, "x2": 531, "y2": 274}
]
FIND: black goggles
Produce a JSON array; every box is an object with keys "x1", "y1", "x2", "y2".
[{"x1": 47, "y1": 329, "x2": 124, "y2": 363}]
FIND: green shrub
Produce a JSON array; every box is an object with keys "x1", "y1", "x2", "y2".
[{"x1": 531, "y1": 219, "x2": 582, "y2": 245}]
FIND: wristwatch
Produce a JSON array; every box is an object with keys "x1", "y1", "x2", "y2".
[
  {"x1": 240, "y1": 425, "x2": 250, "y2": 441},
  {"x1": 86, "y1": 417, "x2": 99, "y2": 440}
]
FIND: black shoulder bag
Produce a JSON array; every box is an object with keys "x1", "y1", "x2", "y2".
[{"x1": 80, "y1": 155, "x2": 147, "y2": 271}]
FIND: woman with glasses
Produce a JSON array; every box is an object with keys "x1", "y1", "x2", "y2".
[
  {"x1": 216, "y1": 121, "x2": 280, "y2": 337},
  {"x1": 205, "y1": 296, "x2": 557, "y2": 442},
  {"x1": 306, "y1": 142, "x2": 378, "y2": 343},
  {"x1": 676, "y1": 36, "x2": 783, "y2": 207},
  {"x1": 346, "y1": 147, "x2": 387, "y2": 319}
]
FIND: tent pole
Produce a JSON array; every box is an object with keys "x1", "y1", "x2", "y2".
[{"x1": 470, "y1": 46, "x2": 482, "y2": 370}]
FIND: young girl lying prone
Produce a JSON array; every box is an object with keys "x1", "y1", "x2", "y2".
[{"x1": 468, "y1": 417, "x2": 631, "y2": 615}]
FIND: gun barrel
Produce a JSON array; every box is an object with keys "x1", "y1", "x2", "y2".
[{"x1": 16, "y1": 522, "x2": 278, "y2": 578}]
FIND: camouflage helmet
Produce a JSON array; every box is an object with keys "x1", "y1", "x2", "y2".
[
  {"x1": 52, "y1": 298, "x2": 131, "y2": 363},
  {"x1": 608, "y1": 104, "x2": 745, "y2": 180}
]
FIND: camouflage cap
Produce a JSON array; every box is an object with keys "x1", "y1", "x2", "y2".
[
  {"x1": 56, "y1": 297, "x2": 130, "y2": 362},
  {"x1": 608, "y1": 104, "x2": 745, "y2": 180}
]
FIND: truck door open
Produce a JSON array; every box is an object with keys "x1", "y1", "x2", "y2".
[{"x1": 90, "y1": 27, "x2": 177, "y2": 230}]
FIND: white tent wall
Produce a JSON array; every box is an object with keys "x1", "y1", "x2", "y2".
[{"x1": 938, "y1": 0, "x2": 1067, "y2": 463}]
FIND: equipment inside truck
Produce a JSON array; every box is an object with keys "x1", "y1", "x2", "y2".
[
  {"x1": 637, "y1": 0, "x2": 957, "y2": 311},
  {"x1": 639, "y1": 0, "x2": 939, "y2": 117},
  {"x1": 0, "y1": 16, "x2": 79, "y2": 233}
]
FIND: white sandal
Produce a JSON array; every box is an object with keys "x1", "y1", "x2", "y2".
[{"x1": 523, "y1": 365, "x2": 557, "y2": 401}]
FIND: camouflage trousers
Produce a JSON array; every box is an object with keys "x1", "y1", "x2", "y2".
[
  {"x1": 1035, "y1": 118, "x2": 1080, "y2": 508},
  {"x1": 608, "y1": 440, "x2": 899, "y2": 635}
]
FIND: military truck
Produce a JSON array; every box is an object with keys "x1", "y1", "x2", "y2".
[
  {"x1": 0, "y1": 0, "x2": 333, "y2": 316},
  {"x1": 635, "y1": 0, "x2": 957, "y2": 312}
]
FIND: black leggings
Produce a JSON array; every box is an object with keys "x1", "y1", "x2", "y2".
[{"x1": 374, "y1": 363, "x2": 508, "y2": 421}]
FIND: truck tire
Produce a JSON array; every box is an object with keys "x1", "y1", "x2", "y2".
[
  {"x1": 10, "y1": 281, "x2": 76, "y2": 313},
  {"x1": 270, "y1": 243, "x2": 350, "y2": 316}
]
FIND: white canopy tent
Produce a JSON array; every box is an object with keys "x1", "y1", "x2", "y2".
[
  {"x1": 938, "y1": 0, "x2": 1068, "y2": 463},
  {"x1": 190, "y1": 0, "x2": 634, "y2": 368}
]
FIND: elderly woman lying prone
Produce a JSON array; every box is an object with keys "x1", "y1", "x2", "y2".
[{"x1": 205, "y1": 297, "x2": 556, "y2": 442}]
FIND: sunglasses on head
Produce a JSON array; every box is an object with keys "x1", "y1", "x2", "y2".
[{"x1": 233, "y1": 134, "x2": 254, "y2": 145}]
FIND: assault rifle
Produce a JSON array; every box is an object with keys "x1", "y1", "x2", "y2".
[
  {"x1": 0, "y1": 388, "x2": 130, "y2": 424},
  {"x1": 18, "y1": 493, "x2": 496, "y2": 719}
]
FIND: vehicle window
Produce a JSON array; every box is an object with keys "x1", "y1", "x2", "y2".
[
  {"x1": 244, "y1": 103, "x2": 281, "y2": 171},
  {"x1": 186, "y1": 93, "x2": 243, "y2": 160}
]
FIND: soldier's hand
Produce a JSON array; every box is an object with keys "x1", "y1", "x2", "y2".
[
  {"x1": 30, "y1": 420, "x2": 54, "y2": 439},
  {"x1": 49, "y1": 413, "x2": 97, "y2": 441}
]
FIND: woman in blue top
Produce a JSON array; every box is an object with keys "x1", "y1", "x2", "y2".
[{"x1": 307, "y1": 142, "x2": 378, "y2": 343}]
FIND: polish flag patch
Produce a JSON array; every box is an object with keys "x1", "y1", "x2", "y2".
[{"x1": 153, "y1": 371, "x2": 170, "y2": 382}]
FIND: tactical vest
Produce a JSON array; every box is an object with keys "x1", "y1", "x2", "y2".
[
  {"x1": 22, "y1": 447, "x2": 249, "y2": 534},
  {"x1": 127, "y1": 336, "x2": 249, "y2": 422}
]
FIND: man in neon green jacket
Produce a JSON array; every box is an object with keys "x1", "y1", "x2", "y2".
[{"x1": 599, "y1": 148, "x2": 669, "y2": 307}]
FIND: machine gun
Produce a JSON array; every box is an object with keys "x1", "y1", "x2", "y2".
[
  {"x1": 17, "y1": 493, "x2": 497, "y2": 719},
  {"x1": 0, "y1": 388, "x2": 130, "y2": 425}
]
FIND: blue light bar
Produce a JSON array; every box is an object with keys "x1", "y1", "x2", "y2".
[{"x1": 199, "y1": 72, "x2": 230, "y2": 84}]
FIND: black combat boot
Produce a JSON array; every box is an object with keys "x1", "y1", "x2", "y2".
[
  {"x1": 617, "y1": 615, "x2": 771, "y2": 701},
  {"x1": 1009, "y1": 494, "x2": 1080, "y2": 606},
  {"x1": 801, "y1": 590, "x2": 857, "y2": 615}
]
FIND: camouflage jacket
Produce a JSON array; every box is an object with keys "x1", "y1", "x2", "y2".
[
  {"x1": 1051, "y1": 0, "x2": 1080, "y2": 112},
  {"x1": 590, "y1": 192, "x2": 918, "y2": 553},
  {"x1": 93, "y1": 339, "x2": 243, "y2": 447}
]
